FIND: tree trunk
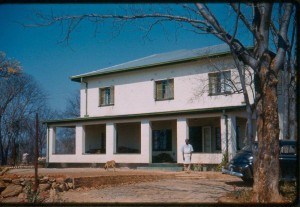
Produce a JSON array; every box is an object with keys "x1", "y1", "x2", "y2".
[
  {"x1": 288, "y1": 56, "x2": 296, "y2": 140},
  {"x1": 289, "y1": 80, "x2": 296, "y2": 140},
  {"x1": 252, "y1": 55, "x2": 281, "y2": 202},
  {"x1": 282, "y1": 63, "x2": 289, "y2": 139},
  {"x1": 0, "y1": 118, "x2": 6, "y2": 165}
]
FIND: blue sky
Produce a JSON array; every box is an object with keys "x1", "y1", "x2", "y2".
[{"x1": 0, "y1": 3, "x2": 252, "y2": 112}]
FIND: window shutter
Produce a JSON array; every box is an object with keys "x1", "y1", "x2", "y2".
[
  {"x1": 208, "y1": 74, "x2": 213, "y2": 94},
  {"x1": 110, "y1": 86, "x2": 114, "y2": 104},
  {"x1": 209, "y1": 73, "x2": 218, "y2": 94},
  {"x1": 100, "y1": 89, "x2": 105, "y2": 105},
  {"x1": 99, "y1": 88, "x2": 101, "y2": 106},
  {"x1": 223, "y1": 71, "x2": 231, "y2": 93},
  {"x1": 156, "y1": 81, "x2": 162, "y2": 100},
  {"x1": 169, "y1": 79, "x2": 174, "y2": 99}
]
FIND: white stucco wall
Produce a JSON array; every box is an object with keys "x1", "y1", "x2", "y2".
[
  {"x1": 80, "y1": 56, "x2": 254, "y2": 118},
  {"x1": 47, "y1": 55, "x2": 255, "y2": 165}
]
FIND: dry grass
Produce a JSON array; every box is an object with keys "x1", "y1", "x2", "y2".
[
  {"x1": 221, "y1": 181, "x2": 297, "y2": 203},
  {"x1": 280, "y1": 181, "x2": 297, "y2": 203}
]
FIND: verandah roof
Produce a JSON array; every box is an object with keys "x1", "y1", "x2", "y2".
[{"x1": 43, "y1": 105, "x2": 246, "y2": 125}]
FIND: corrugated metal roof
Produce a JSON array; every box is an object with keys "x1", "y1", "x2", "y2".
[{"x1": 71, "y1": 44, "x2": 231, "y2": 82}]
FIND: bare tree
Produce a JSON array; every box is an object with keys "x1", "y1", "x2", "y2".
[
  {"x1": 63, "y1": 91, "x2": 80, "y2": 118},
  {"x1": 0, "y1": 73, "x2": 46, "y2": 165},
  {"x1": 28, "y1": 3, "x2": 296, "y2": 202}
]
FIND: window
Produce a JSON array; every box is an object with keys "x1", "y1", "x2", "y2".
[
  {"x1": 152, "y1": 129, "x2": 172, "y2": 151},
  {"x1": 99, "y1": 86, "x2": 114, "y2": 106},
  {"x1": 155, "y1": 79, "x2": 174, "y2": 100},
  {"x1": 208, "y1": 71, "x2": 231, "y2": 95},
  {"x1": 280, "y1": 145, "x2": 296, "y2": 155}
]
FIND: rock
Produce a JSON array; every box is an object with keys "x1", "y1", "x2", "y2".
[
  {"x1": 58, "y1": 184, "x2": 66, "y2": 192},
  {"x1": 67, "y1": 182, "x2": 73, "y2": 189},
  {"x1": 0, "y1": 167, "x2": 9, "y2": 176},
  {"x1": 0, "y1": 180, "x2": 6, "y2": 192},
  {"x1": 49, "y1": 188, "x2": 58, "y2": 202},
  {"x1": 1, "y1": 184, "x2": 23, "y2": 198},
  {"x1": 39, "y1": 177, "x2": 49, "y2": 184},
  {"x1": 39, "y1": 183, "x2": 50, "y2": 192},
  {"x1": 2, "y1": 178, "x2": 12, "y2": 183},
  {"x1": 49, "y1": 177, "x2": 56, "y2": 182},
  {"x1": 56, "y1": 177, "x2": 64, "y2": 184},
  {"x1": 21, "y1": 180, "x2": 31, "y2": 187},
  {"x1": 64, "y1": 183, "x2": 69, "y2": 191},
  {"x1": 12, "y1": 179, "x2": 21, "y2": 185},
  {"x1": 18, "y1": 192, "x2": 27, "y2": 200},
  {"x1": 64, "y1": 177, "x2": 72, "y2": 183},
  {"x1": 51, "y1": 182, "x2": 57, "y2": 189}
]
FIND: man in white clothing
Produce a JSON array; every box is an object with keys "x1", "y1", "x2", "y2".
[{"x1": 181, "y1": 139, "x2": 193, "y2": 172}]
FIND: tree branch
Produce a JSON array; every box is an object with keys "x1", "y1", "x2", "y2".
[
  {"x1": 273, "y1": 3, "x2": 293, "y2": 72},
  {"x1": 230, "y1": 3, "x2": 260, "y2": 41}
]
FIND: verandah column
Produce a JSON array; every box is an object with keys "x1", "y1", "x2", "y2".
[
  {"x1": 75, "y1": 124, "x2": 84, "y2": 156},
  {"x1": 141, "y1": 120, "x2": 152, "y2": 163},
  {"x1": 48, "y1": 127, "x2": 55, "y2": 162},
  {"x1": 220, "y1": 114, "x2": 237, "y2": 161},
  {"x1": 106, "y1": 122, "x2": 116, "y2": 157},
  {"x1": 228, "y1": 115, "x2": 237, "y2": 160},
  {"x1": 177, "y1": 117, "x2": 188, "y2": 163}
]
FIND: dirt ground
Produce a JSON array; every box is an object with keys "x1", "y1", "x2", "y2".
[
  {"x1": 3, "y1": 168, "x2": 250, "y2": 204},
  {"x1": 60, "y1": 174, "x2": 246, "y2": 203}
]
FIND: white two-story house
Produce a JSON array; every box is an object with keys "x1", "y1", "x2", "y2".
[{"x1": 45, "y1": 44, "x2": 257, "y2": 168}]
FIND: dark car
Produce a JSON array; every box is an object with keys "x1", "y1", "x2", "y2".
[{"x1": 222, "y1": 140, "x2": 297, "y2": 183}]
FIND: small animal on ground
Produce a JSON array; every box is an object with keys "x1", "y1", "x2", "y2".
[{"x1": 104, "y1": 160, "x2": 116, "y2": 171}]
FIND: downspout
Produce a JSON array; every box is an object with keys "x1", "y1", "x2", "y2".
[{"x1": 81, "y1": 77, "x2": 88, "y2": 117}]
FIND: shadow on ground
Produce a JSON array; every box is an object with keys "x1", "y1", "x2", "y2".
[{"x1": 225, "y1": 180, "x2": 253, "y2": 187}]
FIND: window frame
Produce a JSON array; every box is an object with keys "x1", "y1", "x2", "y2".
[
  {"x1": 208, "y1": 71, "x2": 232, "y2": 96},
  {"x1": 154, "y1": 78, "x2": 174, "y2": 101},
  {"x1": 99, "y1": 86, "x2": 114, "y2": 107}
]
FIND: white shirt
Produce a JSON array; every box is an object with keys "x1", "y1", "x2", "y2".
[{"x1": 181, "y1": 144, "x2": 194, "y2": 154}]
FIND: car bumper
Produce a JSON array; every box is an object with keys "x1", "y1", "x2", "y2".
[{"x1": 222, "y1": 166, "x2": 243, "y2": 177}]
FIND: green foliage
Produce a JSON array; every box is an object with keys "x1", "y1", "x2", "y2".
[
  {"x1": 216, "y1": 153, "x2": 229, "y2": 171},
  {"x1": 24, "y1": 181, "x2": 40, "y2": 203},
  {"x1": 192, "y1": 163, "x2": 202, "y2": 171}
]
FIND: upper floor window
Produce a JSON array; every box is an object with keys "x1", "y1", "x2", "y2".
[
  {"x1": 99, "y1": 86, "x2": 114, "y2": 106},
  {"x1": 155, "y1": 79, "x2": 174, "y2": 101},
  {"x1": 208, "y1": 71, "x2": 231, "y2": 95}
]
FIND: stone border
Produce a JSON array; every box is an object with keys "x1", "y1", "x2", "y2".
[{"x1": 0, "y1": 175, "x2": 74, "y2": 201}]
